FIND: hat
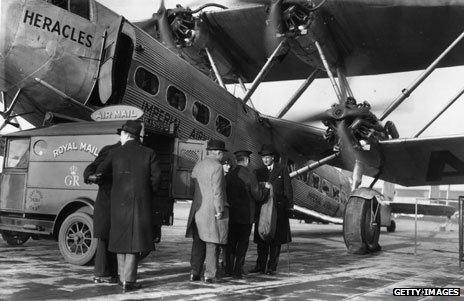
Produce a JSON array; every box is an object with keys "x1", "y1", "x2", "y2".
[
  {"x1": 206, "y1": 139, "x2": 227, "y2": 151},
  {"x1": 221, "y1": 152, "x2": 234, "y2": 165},
  {"x1": 117, "y1": 120, "x2": 142, "y2": 137},
  {"x1": 258, "y1": 144, "x2": 277, "y2": 156},
  {"x1": 234, "y1": 150, "x2": 252, "y2": 157}
]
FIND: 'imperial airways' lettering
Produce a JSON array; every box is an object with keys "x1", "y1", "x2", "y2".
[{"x1": 23, "y1": 10, "x2": 93, "y2": 47}]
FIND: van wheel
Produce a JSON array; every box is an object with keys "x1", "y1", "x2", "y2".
[
  {"x1": 58, "y1": 212, "x2": 97, "y2": 265},
  {"x1": 1, "y1": 230, "x2": 30, "y2": 246}
]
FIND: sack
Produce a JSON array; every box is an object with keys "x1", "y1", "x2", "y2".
[{"x1": 258, "y1": 185, "x2": 276, "y2": 241}]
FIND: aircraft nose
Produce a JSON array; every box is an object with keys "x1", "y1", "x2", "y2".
[{"x1": 0, "y1": 0, "x2": 22, "y2": 91}]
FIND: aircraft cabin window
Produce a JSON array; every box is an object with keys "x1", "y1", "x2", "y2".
[
  {"x1": 311, "y1": 174, "x2": 320, "y2": 190},
  {"x1": 321, "y1": 179, "x2": 331, "y2": 196},
  {"x1": 167, "y1": 86, "x2": 186, "y2": 111},
  {"x1": 48, "y1": 0, "x2": 90, "y2": 19},
  {"x1": 135, "y1": 68, "x2": 159, "y2": 95},
  {"x1": 192, "y1": 101, "x2": 210, "y2": 125},
  {"x1": 333, "y1": 186, "x2": 340, "y2": 201},
  {"x1": 215, "y1": 115, "x2": 231, "y2": 137}
]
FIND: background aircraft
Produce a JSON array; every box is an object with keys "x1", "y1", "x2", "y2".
[{"x1": 0, "y1": 0, "x2": 462, "y2": 255}]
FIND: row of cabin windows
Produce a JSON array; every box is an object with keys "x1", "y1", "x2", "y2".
[
  {"x1": 47, "y1": 0, "x2": 90, "y2": 20},
  {"x1": 134, "y1": 67, "x2": 232, "y2": 137},
  {"x1": 309, "y1": 172, "x2": 347, "y2": 203}
]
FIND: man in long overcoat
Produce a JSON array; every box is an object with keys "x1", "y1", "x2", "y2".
[
  {"x1": 225, "y1": 150, "x2": 267, "y2": 278},
  {"x1": 186, "y1": 139, "x2": 228, "y2": 283},
  {"x1": 97, "y1": 120, "x2": 160, "y2": 291},
  {"x1": 84, "y1": 141, "x2": 120, "y2": 283},
  {"x1": 251, "y1": 144, "x2": 293, "y2": 275}
]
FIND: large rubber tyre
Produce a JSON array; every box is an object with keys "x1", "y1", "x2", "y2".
[
  {"x1": 1, "y1": 230, "x2": 30, "y2": 246},
  {"x1": 387, "y1": 220, "x2": 396, "y2": 233},
  {"x1": 343, "y1": 196, "x2": 381, "y2": 254},
  {"x1": 58, "y1": 212, "x2": 97, "y2": 265}
]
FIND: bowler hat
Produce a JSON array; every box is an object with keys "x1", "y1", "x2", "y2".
[
  {"x1": 117, "y1": 120, "x2": 142, "y2": 137},
  {"x1": 206, "y1": 139, "x2": 227, "y2": 151},
  {"x1": 258, "y1": 144, "x2": 277, "y2": 156},
  {"x1": 234, "y1": 150, "x2": 252, "y2": 157}
]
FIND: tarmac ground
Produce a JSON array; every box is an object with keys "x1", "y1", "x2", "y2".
[{"x1": 1, "y1": 202, "x2": 464, "y2": 300}]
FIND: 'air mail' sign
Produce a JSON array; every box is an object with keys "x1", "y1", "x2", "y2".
[{"x1": 91, "y1": 105, "x2": 144, "y2": 121}]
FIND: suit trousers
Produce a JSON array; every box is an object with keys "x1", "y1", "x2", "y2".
[
  {"x1": 226, "y1": 223, "x2": 252, "y2": 275},
  {"x1": 117, "y1": 253, "x2": 138, "y2": 283},
  {"x1": 94, "y1": 239, "x2": 118, "y2": 277},
  {"x1": 190, "y1": 225, "x2": 217, "y2": 279},
  {"x1": 256, "y1": 241, "x2": 281, "y2": 272}
]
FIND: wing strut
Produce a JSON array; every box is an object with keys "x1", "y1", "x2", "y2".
[
  {"x1": 414, "y1": 84, "x2": 464, "y2": 137},
  {"x1": 276, "y1": 69, "x2": 319, "y2": 118},
  {"x1": 205, "y1": 47, "x2": 227, "y2": 90},
  {"x1": 289, "y1": 152, "x2": 339, "y2": 178},
  {"x1": 242, "y1": 40, "x2": 288, "y2": 104},
  {"x1": 314, "y1": 41, "x2": 342, "y2": 103},
  {"x1": 380, "y1": 30, "x2": 464, "y2": 121}
]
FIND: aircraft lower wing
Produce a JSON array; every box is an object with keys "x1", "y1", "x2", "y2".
[
  {"x1": 390, "y1": 202, "x2": 456, "y2": 218},
  {"x1": 378, "y1": 135, "x2": 464, "y2": 186},
  {"x1": 202, "y1": 0, "x2": 464, "y2": 82}
]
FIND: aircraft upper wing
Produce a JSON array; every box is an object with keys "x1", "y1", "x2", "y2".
[
  {"x1": 377, "y1": 135, "x2": 464, "y2": 186},
  {"x1": 202, "y1": 0, "x2": 464, "y2": 82}
]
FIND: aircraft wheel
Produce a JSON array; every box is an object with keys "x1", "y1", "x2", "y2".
[
  {"x1": 58, "y1": 212, "x2": 97, "y2": 265},
  {"x1": 387, "y1": 220, "x2": 396, "y2": 233},
  {"x1": 1, "y1": 230, "x2": 30, "y2": 246},
  {"x1": 343, "y1": 196, "x2": 381, "y2": 254}
]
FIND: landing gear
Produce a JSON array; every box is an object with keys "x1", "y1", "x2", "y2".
[
  {"x1": 343, "y1": 196, "x2": 381, "y2": 254},
  {"x1": 386, "y1": 220, "x2": 396, "y2": 233}
]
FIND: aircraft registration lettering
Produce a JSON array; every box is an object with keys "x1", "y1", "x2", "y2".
[
  {"x1": 189, "y1": 128, "x2": 211, "y2": 141},
  {"x1": 426, "y1": 150, "x2": 464, "y2": 181},
  {"x1": 52, "y1": 142, "x2": 99, "y2": 158},
  {"x1": 23, "y1": 10, "x2": 93, "y2": 47}
]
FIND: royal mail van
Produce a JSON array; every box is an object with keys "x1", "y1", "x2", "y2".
[{"x1": 0, "y1": 120, "x2": 176, "y2": 265}]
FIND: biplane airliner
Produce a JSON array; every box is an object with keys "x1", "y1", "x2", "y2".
[{"x1": 1, "y1": 0, "x2": 462, "y2": 258}]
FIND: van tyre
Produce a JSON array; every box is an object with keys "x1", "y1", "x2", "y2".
[
  {"x1": 343, "y1": 196, "x2": 381, "y2": 254},
  {"x1": 58, "y1": 212, "x2": 97, "y2": 265},
  {"x1": 1, "y1": 230, "x2": 30, "y2": 246}
]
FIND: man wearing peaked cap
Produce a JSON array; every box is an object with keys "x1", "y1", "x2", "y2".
[
  {"x1": 224, "y1": 149, "x2": 268, "y2": 278},
  {"x1": 186, "y1": 139, "x2": 229, "y2": 283},
  {"x1": 251, "y1": 143, "x2": 293, "y2": 275}
]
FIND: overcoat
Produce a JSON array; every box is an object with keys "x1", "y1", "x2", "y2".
[
  {"x1": 253, "y1": 162, "x2": 293, "y2": 244},
  {"x1": 97, "y1": 140, "x2": 161, "y2": 253},
  {"x1": 186, "y1": 156, "x2": 228, "y2": 244},
  {"x1": 83, "y1": 142, "x2": 120, "y2": 239},
  {"x1": 225, "y1": 165, "x2": 265, "y2": 225}
]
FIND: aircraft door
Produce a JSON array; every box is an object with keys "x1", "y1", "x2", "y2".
[
  {"x1": 172, "y1": 139, "x2": 207, "y2": 199},
  {"x1": 98, "y1": 16, "x2": 123, "y2": 104}
]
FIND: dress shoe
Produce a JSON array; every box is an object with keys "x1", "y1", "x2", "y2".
[
  {"x1": 265, "y1": 270, "x2": 276, "y2": 275},
  {"x1": 93, "y1": 276, "x2": 118, "y2": 284},
  {"x1": 203, "y1": 277, "x2": 215, "y2": 283},
  {"x1": 249, "y1": 267, "x2": 265, "y2": 274},
  {"x1": 190, "y1": 274, "x2": 201, "y2": 281},
  {"x1": 122, "y1": 281, "x2": 141, "y2": 292}
]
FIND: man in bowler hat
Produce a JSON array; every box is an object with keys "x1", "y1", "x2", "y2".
[
  {"x1": 97, "y1": 120, "x2": 161, "y2": 291},
  {"x1": 84, "y1": 139, "x2": 120, "y2": 284},
  {"x1": 225, "y1": 150, "x2": 268, "y2": 278},
  {"x1": 250, "y1": 144, "x2": 293, "y2": 275},
  {"x1": 186, "y1": 139, "x2": 229, "y2": 283}
]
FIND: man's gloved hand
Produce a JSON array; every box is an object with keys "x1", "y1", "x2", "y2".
[{"x1": 86, "y1": 173, "x2": 102, "y2": 184}]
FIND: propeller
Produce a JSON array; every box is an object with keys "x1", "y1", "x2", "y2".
[{"x1": 265, "y1": 0, "x2": 286, "y2": 56}]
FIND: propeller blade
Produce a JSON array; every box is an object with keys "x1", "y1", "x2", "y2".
[
  {"x1": 157, "y1": 0, "x2": 177, "y2": 50},
  {"x1": 264, "y1": 0, "x2": 285, "y2": 56}
]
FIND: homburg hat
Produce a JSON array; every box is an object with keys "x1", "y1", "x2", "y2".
[
  {"x1": 206, "y1": 139, "x2": 227, "y2": 152},
  {"x1": 258, "y1": 144, "x2": 277, "y2": 156},
  {"x1": 117, "y1": 120, "x2": 142, "y2": 137},
  {"x1": 233, "y1": 150, "x2": 252, "y2": 157}
]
